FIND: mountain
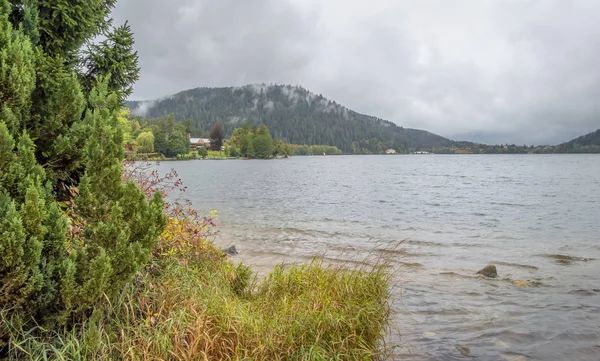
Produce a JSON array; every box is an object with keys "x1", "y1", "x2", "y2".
[
  {"x1": 126, "y1": 84, "x2": 463, "y2": 154},
  {"x1": 556, "y1": 129, "x2": 600, "y2": 153}
]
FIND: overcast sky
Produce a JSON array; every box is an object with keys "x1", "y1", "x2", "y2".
[{"x1": 112, "y1": 0, "x2": 600, "y2": 145}]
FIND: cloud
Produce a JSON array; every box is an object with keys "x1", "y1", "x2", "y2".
[{"x1": 112, "y1": 0, "x2": 600, "y2": 144}]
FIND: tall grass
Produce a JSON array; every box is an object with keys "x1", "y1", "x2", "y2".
[{"x1": 1, "y1": 242, "x2": 392, "y2": 361}]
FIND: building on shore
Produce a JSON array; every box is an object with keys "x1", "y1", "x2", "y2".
[{"x1": 190, "y1": 138, "x2": 211, "y2": 150}]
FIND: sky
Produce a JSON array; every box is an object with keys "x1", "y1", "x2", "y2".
[{"x1": 112, "y1": 0, "x2": 600, "y2": 145}]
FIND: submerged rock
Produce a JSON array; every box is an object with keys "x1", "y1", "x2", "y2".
[
  {"x1": 539, "y1": 254, "x2": 595, "y2": 265},
  {"x1": 513, "y1": 280, "x2": 528, "y2": 288},
  {"x1": 476, "y1": 265, "x2": 498, "y2": 278},
  {"x1": 501, "y1": 353, "x2": 530, "y2": 361},
  {"x1": 455, "y1": 344, "x2": 473, "y2": 357},
  {"x1": 223, "y1": 245, "x2": 238, "y2": 255},
  {"x1": 423, "y1": 332, "x2": 437, "y2": 339}
]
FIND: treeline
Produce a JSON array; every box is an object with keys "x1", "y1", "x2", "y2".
[
  {"x1": 431, "y1": 129, "x2": 600, "y2": 154},
  {"x1": 227, "y1": 123, "x2": 342, "y2": 158},
  {"x1": 288, "y1": 144, "x2": 343, "y2": 156},
  {"x1": 121, "y1": 113, "x2": 190, "y2": 157},
  {"x1": 555, "y1": 129, "x2": 600, "y2": 153},
  {"x1": 126, "y1": 85, "x2": 459, "y2": 154},
  {"x1": 122, "y1": 114, "x2": 342, "y2": 159}
]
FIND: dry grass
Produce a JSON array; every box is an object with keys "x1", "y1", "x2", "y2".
[{"x1": 2, "y1": 243, "x2": 392, "y2": 361}]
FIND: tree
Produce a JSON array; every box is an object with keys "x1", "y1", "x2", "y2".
[
  {"x1": 252, "y1": 124, "x2": 274, "y2": 159},
  {"x1": 228, "y1": 127, "x2": 245, "y2": 149},
  {"x1": 198, "y1": 146, "x2": 208, "y2": 159},
  {"x1": 0, "y1": 0, "x2": 165, "y2": 331},
  {"x1": 210, "y1": 120, "x2": 224, "y2": 151},
  {"x1": 80, "y1": 21, "x2": 140, "y2": 106},
  {"x1": 153, "y1": 132, "x2": 168, "y2": 155},
  {"x1": 135, "y1": 131, "x2": 154, "y2": 153},
  {"x1": 149, "y1": 114, "x2": 189, "y2": 157},
  {"x1": 167, "y1": 133, "x2": 189, "y2": 157}
]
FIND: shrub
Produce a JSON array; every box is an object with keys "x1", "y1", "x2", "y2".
[{"x1": 198, "y1": 146, "x2": 208, "y2": 158}]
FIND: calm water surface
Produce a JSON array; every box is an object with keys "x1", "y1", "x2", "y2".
[{"x1": 158, "y1": 155, "x2": 600, "y2": 360}]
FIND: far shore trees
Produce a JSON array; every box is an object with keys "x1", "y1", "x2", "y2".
[{"x1": 136, "y1": 131, "x2": 155, "y2": 153}]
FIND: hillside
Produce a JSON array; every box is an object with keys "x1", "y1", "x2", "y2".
[
  {"x1": 556, "y1": 129, "x2": 600, "y2": 153},
  {"x1": 126, "y1": 84, "x2": 459, "y2": 154}
]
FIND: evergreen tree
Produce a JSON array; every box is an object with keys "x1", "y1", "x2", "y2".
[
  {"x1": 0, "y1": 0, "x2": 165, "y2": 333},
  {"x1": 80, "y1": 21, "x2": 140, "y2": 105}
]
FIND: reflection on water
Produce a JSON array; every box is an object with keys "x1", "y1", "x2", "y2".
[{"x1": 159, "y1": 155, "x2": 600, "y2": 360}]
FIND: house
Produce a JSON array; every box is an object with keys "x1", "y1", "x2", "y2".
[
  {"x1": 385, "y1": 149, "x2": 397, "y2": 155},
  {"x1": 414, "y1": 151, "x2": 430, "y2": 155},
  {"x1": 190, "y1": 138, "x2": 211, "y2": 149}
]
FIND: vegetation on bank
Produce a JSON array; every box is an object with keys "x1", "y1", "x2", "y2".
[
  {"x1": 0, "y1": 1, "x2": 391, "y2": 360},
  {"x1": 227, "y1": 123, "x2": 342, "y2": 158},
  {"x1": 431, "y1": 131, "x2": 600, "y2": 154},
  {"x1": 123, "y1": 114, "x2": 343, "y2": 159}
]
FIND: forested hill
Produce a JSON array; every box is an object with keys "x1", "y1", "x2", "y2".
[
  {"x1": 126, "y1": 84, "x2": 461, "y2": 154},
  {"x1": 556, "y1": 129, "x2": 600, "y2": 153}
]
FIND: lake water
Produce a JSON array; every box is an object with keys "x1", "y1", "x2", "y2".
[{"x1": 157, "y1": 155, "x2": 600, "y2": 360}]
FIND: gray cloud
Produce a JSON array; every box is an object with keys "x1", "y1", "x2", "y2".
[{"x1": 112, "y1": 0, "x2": 600, "y2": 144}]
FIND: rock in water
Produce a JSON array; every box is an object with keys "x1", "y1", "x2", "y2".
[
  {"x1": 513, "y1": 280, "x2": 528, "y2": 288},
  {"x1": 224, "y1": 245, "x2": 238, "y2": 255},
  {"x1": 455, "y1": 344, "x2": 473, "y2": 357},
  {"x1": 477, "y1": 265, "x2": 498, "y2": 278}
]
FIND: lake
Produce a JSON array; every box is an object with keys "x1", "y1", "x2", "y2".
[{"x1": 157, "y1": 155, "x2": 600, "y2": 360}]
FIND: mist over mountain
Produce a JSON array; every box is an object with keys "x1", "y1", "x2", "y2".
[{"x1": 127, "y1": 84, "x2": 470, "y2": 153}]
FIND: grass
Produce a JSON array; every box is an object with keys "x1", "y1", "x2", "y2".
[
  {"x1": 206, "y1": 150, "x2": 229, "y2": 159},
  {"x1": 1, "y1": 242, "x2": 392, "y2": 360}
]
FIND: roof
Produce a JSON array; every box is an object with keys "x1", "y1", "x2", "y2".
[{"x1": 190, "y1": 138, "x2": 211, "y2": 144}]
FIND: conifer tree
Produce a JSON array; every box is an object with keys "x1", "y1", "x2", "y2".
[{"x1": 0, "y1": 0, "x2": 166, "y2": 332}]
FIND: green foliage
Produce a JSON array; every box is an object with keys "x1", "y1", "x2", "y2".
[
  {"x1": 226, "y1": 122, "x2": 342, "y2": 159},
  {"x1": 1, "y1": 257, "x2": 392, "y2": 360},
  {"x1": 287, "y1": 143, "x2": 343, "y2": 156},
  {"x1": 80, "y1": 21, "x2": 140, "y2": 106},
  {"x1": 135, "y1": 130, "x2": 154, "y2": 153},
  {"x1": 1, "y1": 0, "x2": 165, "y2": 336},
  {"x1": 36, "y1": 0, "x2": 117, "y2": 57},
  {"x1": 0, "y1": 1, "x2": 36, "y2": 135},
  {"x1": 556, "y1": 129, "x2": 600, "y2": 153},
  {"x1": 251, "y1": 124, "x2": 274, "y2": 159},
  {"x1": 197, "y1": 146, "x2": 208, "y2": 158},
  {"x1": 146, "y1": 114, "x2": 190, "y2": 157}
]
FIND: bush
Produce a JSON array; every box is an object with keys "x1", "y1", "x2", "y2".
[{"x1": 198, "y1": 146, "x2": 208, "y2": 158}]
